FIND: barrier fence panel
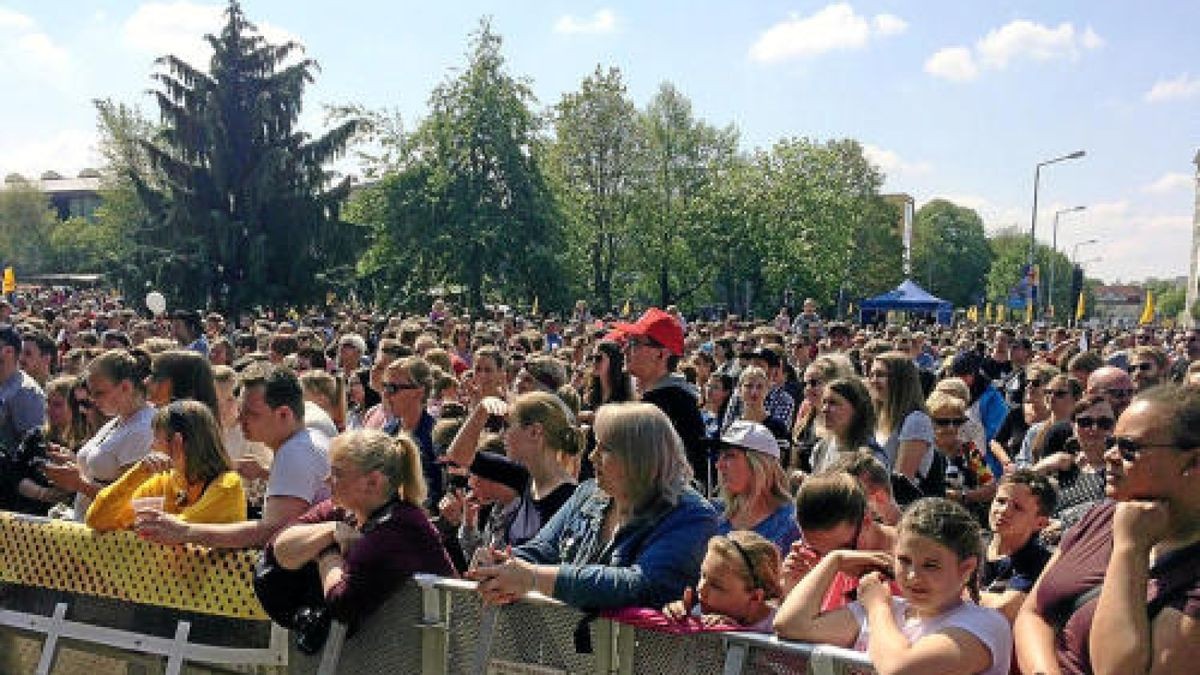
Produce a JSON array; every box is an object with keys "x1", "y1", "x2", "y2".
[
  {"x1": 0, "y1": 509, "x2": 878, "y2": 675},
  {"x1": 0, "y1": 512, "x2": 286, "y2": 673}
]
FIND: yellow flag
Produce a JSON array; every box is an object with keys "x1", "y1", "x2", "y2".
[
  {"x1": 1139, "y1": 290, "x2": 1155, "y2": 325},
  {"x1": 984, "y1": 303, "x2": 993, "y2": 323},
  {"x1": 967, "y1": 306, "x2": 978, "y2": 323},
  {"x1": 531, "y1": 296, "x2": 539, "y2": 317},
  {"x1": 1, "y1": 267, "x2": 13, "y2": 294},
  {"x1": 1025, "y1": 302, "x2": 1033, "y2": 325},
  {"x1": 997, "y1": 305, "x2": 1006, "y2": 323},
  {"x1": 1075, "y1": 291, "x2": 1086, "y2": 321},
  {"x1": 622, "y1": 299, "x2": 631, "y2": 317}
]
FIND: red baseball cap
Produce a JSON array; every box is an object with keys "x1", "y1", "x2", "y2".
[{"x1": 614, "y1": 308, "x2": 685, "y2": 356}]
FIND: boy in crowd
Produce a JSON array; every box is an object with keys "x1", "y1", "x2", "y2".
[{"x1": 979, "y1": 468, "x2": 1055, "y2": 622}]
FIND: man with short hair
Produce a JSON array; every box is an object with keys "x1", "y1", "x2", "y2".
[
  {"x1": 1128, "y1": 345, "x2": 1169, "y2": 392},
  {"x1": 19, "y1": 330, "x2": 56, "y2": 387},
  {"x1": 1003, "y1": 337, "x2": 1034, "y2": 406},
  {"x1": 1086, "y1": 366, "x2": 1135, "y2": 419},
  {"x1": 136, "y1": 364, "x2": 330, "y2": 549},
  {"x1": 336, "y1": 333, "x2": 366, "y2": 374},
  {"x1": 0, "y1": 326, "x2": 46, "y2": 451},
  {"x1": 171, "y1": 310, "x2": 208, "y2": 356},
  {"x1": 617, "y1": 308, "x2": 707, "y2": 485}
]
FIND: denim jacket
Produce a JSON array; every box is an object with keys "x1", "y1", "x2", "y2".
[{"x1": 513, "y1": 479, "x2": 717, "y2": 610}]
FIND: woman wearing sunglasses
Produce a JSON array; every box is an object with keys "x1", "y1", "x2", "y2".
[
  {"x1": 927, "y1": 391, "x2": 994, "y2": 524},
  {"x1": 1016, "y1": 374, "x2": 1083, "y2": 468},
  {"x1": 1016, "y1": 384, "x2": 1200, "y2": 675},
  {"x1": 1033, "y1": 395, "x2": 1112, "y2": 531}
]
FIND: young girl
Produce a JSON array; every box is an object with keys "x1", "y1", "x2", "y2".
[
  {"x1": 774, "y1": 498, "x2": 1012, "y2": 675},
  {"x1": 662, "y1": 531, "x2": 782, "y2": 631}
]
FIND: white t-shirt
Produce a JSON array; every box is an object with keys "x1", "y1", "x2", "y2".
[
  {"x1": 303, "y1": 400, "x2": 339, "y2": 439},
  {"x1": 848, "y1": 598, "x2": 1011, "y2": 675},
  {"x1": 73, "y1": 405, "x2": 156, "y2": 519},
  {"x1": 265, "y1": 428, "x2": 331, "y2": 505}
]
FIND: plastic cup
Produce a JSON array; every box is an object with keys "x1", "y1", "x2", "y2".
[{"x1": 132, "y1": 496, "x2": 165, "y2": 524}]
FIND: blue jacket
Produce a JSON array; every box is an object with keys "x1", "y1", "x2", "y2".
[
  {"x1": 714, "y1": 499, "x2": 801, "y2": 553},
  {"x1": 514, "y1": 479, "x2": 718, "y2": 610}
]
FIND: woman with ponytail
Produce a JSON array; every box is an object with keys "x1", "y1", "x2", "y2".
[{"x1": 260, "y1": 429, "x2": 456, "y2": 652}]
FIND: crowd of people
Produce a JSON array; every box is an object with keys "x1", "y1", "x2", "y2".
[{"x1": 1, "y1": 287, "x2": 1198, "y2": 674}]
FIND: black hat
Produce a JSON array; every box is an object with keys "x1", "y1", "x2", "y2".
[
  {"x1": 949, "y1": 350, "x2": 984, "y2": 377},
  {"x1": 468, "y1": 452, "x2": 529, "y2": 494},
  {"x1": 744, "y1": 346, "x2": 781, "y2": 368}
]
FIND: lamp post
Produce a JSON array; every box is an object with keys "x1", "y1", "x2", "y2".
[
  {"x1": 1048, "y1": 205, "x2": 1086, "y2": 319},
  {"x1": 1072, "y1": 239, "x2": 1099, "y2": 266},
  {"x1": 1029, "y1": 150, "x2": 1086, "y2": 320}
]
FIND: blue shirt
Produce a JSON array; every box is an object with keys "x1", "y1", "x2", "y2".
[
  {"x1": 714, "y1": 499, "x2": 800, "y2": 552},
  {"x1": 514, "y1": 479, "x2": 717, "y2": 610}
]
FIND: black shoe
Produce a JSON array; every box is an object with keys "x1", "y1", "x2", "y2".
[{"x1": 293, "y1": 606, "x2": 332, "y2": 655}]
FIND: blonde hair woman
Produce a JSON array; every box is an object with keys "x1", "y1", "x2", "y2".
[
  {"x1": 445, "y1": 391, "x2": 581, "y2": 547},
  {"x1": 714, "y1": 420, "x2": 800, "y2": 551},
  {"x1": 468, "y1": 403, "x2": 718, "y2": 610},
  {"x1": 262, "y1": 429, "x2": 456, "y2": 652}
]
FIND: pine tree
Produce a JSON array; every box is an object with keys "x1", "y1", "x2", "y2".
[{"x1": 129, "y1": 0, "x2": 359, "y2": 312}]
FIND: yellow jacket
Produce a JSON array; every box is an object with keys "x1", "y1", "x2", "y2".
[{"x1": 86, "y1": 464, "x2": 247, "y2": 531}]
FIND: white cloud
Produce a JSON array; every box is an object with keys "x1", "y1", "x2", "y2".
[
  {"x1": 872, "y1": 13, "x2": 907, "y2": 36},
  {"x1": 0, "y1": 6, "x2": 35, "y2": 31},
  {"x1": 749, "y1": 3, "x2": 906, "y2": 64},
  {"x1": 0, "y1": 7, "x2": 72, "y2": 81},
  {"x1": 926, "y1": 20, "x2": 1102, "y2": 82},
  {"x1": 924, "y1": 46, "x2": 978, "y2": 82},
  {"x1": 553, "y1": 9, "x2": 616, "y2": 35},
  {"x1": 1144, "y1": 74, "x2": 1200, "y2": 103},
  {"x1": 123, "y1": 2, "x2": 300, "y2": 69},
  {"x1": 863, "y1": 144, "x2": 932, "y2": 179},
  {"x1": 0, "y1": 128, "x2": 100, "y2": 179},
  {"x1": 1142, "y1": 172, "x2": 1193, "y2": 194}
]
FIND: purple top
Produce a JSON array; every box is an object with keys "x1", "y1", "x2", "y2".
[{"x1": 289, "y1": 498, "x2": 456, "y2": 623}]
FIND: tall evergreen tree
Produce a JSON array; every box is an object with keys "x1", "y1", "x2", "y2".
[{"x1": 126, "y1": 0, "x2": 359, "y2": 312}]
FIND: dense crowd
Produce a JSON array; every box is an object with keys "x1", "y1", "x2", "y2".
[{"x1": 0, "y1": 287, "x2": 1198, "y2": 675}]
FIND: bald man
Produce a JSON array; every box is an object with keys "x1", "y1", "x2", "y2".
[{"x1": 1086, "y1": 366, "x2": 1134, "y2": 419}]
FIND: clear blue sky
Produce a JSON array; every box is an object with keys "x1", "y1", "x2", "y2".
[{"x1": 2, "y1": 1, "x2": 1197, "y2": 284}]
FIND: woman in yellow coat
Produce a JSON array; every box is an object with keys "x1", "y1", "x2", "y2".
[{"x1": 87, "y1": 399, "x2": 246, "y2": 531}]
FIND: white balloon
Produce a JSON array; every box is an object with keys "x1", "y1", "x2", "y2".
[{"x1": 145, "y1": 291, "x2": 167, "y2": 315}]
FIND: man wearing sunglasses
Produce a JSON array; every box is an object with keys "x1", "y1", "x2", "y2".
[
  {"x1": 614, "y1": 308, "x2": 707, "y2": 488},
  {"x1": 1127, "y1": 345, "x2": 1168, "y2": 393},
  {"x1": 1085, "y1": 365, "x2": 1135, "y2": 419}
]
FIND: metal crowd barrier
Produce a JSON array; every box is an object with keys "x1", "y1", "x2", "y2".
[
  {"x1": 0, "y1": 511, "x2": 286, "y2": 674},
  {"x1": 0, "y1": 510, "x2": 875, "y2": 674}
]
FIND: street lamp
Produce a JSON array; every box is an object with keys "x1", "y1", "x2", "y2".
[
  {"x1": 1072, "y1": 239, "x2": 1099, "y2": 266},
  {"x1": 1029, "y1": 150, "x2": 1086, "y2": 319},
  {"x1": 1048, "y1": 205, "x2": 1087, "y2": 318}
]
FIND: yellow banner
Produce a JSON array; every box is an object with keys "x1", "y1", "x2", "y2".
[
  {"x1": 2, "y1": 267, "x2": 14, "y2": 294},
  {"x1": 1139, "y1": 290, "x2": 1155, "y2": 325}
]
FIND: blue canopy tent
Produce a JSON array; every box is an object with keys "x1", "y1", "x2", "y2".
[{"x1": 859, "y1": 280, "x2": 954, "y2": 325}]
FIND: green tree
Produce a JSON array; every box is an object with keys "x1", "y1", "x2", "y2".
[
  {"x1": 0, "y1": 182, "x2": 56, "y2": 274},
  {"x1": 985, "y1": 228, "x2": 1073, "y2": 321},
  {"x1": 356, "y1": 19, "x2": 565, "y2": 312},
  {"x1": 911, "y1": 199, "x2": 992, "y2": 307},
  {"x1": 631, "y1": 82, "x2": 739, "y2": 307},
  {"x1": 122, "y1": 0, "x2": 360, "y2": 312},
  {"x1": 547, "y1": 65, "x2": 640, "y2": 312}
]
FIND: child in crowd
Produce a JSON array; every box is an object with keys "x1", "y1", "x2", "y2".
[
  {"x1": 979, "y1": 469, "x2": 1055, "y2": 623},
  {"x1": 662, "y1": 531, "x2": 782, "y2": 631},
  {"x1": 775, "y1": 497, "x2": 1012, "y2": 675}
]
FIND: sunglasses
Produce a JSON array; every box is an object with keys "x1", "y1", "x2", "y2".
[
  {"x1": 1127, "y1": 363, "x2": 1155, "y2": 373},
  {"x1": 1045, "y1": 389, "x2": 1072, "y2": 399},
  {"x1": 382, "y1": 382, "x2": 421, "y2": 394},
  {"x1": 76, "y1": 399, "x2": 93, "y2": 409},
  {"x1": 803, "y1": 378, "x2": 824, "y2": 389},
  {"x1": 1074, "y1": 416, "x2": 1115, "y2": 431},
  {"x1": 1104, "y1": 388, "x2": 1135, "y2": 399},
  {"x1": 590, "y1": 353, "x2": 605, "y2": 363},
  {"x1": 932, "y1": 417, "x2": 968, "y2": 427},
  {"x1": 1106, "y1": 436, "x2": 1175, "y2": 463},
  {"x1": 626, "y1": 338, "x2": 662, "y2": 350}
]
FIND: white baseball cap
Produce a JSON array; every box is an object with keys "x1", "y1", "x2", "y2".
[{"x1": 719, "y1": 420, "x2": 781, "y2": 460}]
